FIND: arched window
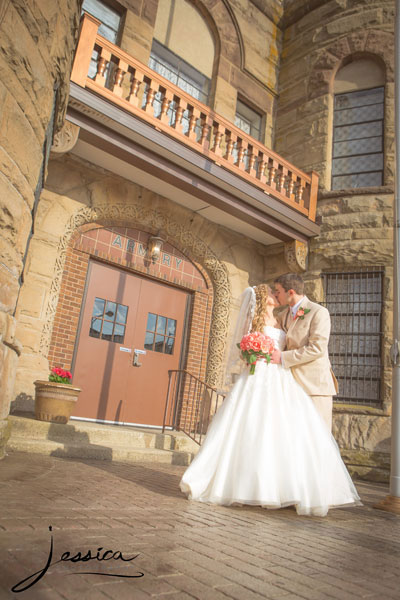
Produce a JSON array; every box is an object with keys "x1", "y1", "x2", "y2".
[
  {"x1": 332, "y1": 58, "x2": 385, "y2": 190},
  {"x1": 150, "y1": 0, "x2": 215, "y2": 105}
]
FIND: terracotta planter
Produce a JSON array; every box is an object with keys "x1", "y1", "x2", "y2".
[{"x1": 34, "y1": 380, "x2": 81, "y2": 424}]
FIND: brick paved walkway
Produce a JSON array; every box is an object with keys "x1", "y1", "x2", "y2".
[{"x1": 0, "y1": 450, "x2": 399, "y2": 600}]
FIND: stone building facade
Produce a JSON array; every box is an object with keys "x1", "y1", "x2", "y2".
[{"x1": 0, "y1": 0, "x2": 394, "y2": 481}]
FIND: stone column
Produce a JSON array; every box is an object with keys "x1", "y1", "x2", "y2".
[{"x1": 0, "y1": 0, "x2": 82, "y2": 458}]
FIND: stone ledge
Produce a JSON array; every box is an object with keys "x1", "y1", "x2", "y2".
[
  {"x1": 334, "y1": 403, "x2": 391, "y2": 417},
  {"x1": 319, "y1": 186, "x2": 393, "y2": 200}
]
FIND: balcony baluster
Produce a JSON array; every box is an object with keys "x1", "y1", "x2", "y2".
[
  {"x1": 210, "y1": 123, "x2": 223, "y2": 156},
  {"x1": 112, "y1": 60, "x2": 127, "y2": 97},
  {"x1": 94, "y1": 50, "x2": 110, "y2": 87}
]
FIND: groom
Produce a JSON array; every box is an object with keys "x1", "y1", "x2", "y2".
[{"x1": 270, "y1": 273, "x2": 338, "y2": 431}]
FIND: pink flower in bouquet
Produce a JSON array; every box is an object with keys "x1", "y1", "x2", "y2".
[{"x1": 237, "y1": 331, "x2": 275, "y2": 374}]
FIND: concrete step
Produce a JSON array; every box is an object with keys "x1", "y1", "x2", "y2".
[{"x1": 7, "y1": 414, "x2": 199, "y2": 466}]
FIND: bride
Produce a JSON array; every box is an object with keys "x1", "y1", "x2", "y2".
[{"x1": 179, "y1": 284, "x2": 361, "y2": 517}]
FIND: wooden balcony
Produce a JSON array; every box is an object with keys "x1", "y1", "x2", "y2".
[{"x1": 71, "y1": 13, "x2": 318, "y2": 223}]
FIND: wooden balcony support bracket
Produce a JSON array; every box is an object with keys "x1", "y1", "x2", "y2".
[{"x1": 71, "y1": 12, "x2": 319, "y2": 223}]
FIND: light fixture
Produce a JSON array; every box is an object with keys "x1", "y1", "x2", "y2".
[{"x1": 147, "y1": 235, "x2": 164, "y2": 263}]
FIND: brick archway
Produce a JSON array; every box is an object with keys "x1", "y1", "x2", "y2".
[{"x1": 41, "y1": 203, "x2": 231, "y2": 388}]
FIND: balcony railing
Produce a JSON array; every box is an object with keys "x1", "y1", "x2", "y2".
[{"x1": 71, "y1": 13, "x2": 318, "y2": 221}]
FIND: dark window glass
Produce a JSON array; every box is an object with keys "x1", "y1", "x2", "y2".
[
  {"x1": 332, "y1": 87, "x2": 384, "y2": 190},
  {"x1": 89, "y1": 296, "x2": 128, "y2": 343},
  {"x1": 144, "y1": 313, "x2": 177, "y2": 355},
  {"x1": 322, "y1": 268, "x2": 383, "y2": 406}
]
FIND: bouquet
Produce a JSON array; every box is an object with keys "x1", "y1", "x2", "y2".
[
  {"x1": 49, "y1": 366, "x2": 72, "y2": 385},
  {"x1": 237, "y1": 332, "x2": 275, "y2": 375}
]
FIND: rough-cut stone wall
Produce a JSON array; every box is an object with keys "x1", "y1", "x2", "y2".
[
  {"x1": 0, "y1": 0, "x2": 82, "y2": 458},
  {"x1": 274, "y1": 0, "x2": 395, "y2": 482}
]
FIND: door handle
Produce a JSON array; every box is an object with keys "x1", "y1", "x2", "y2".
[{"x1": 133, "y1": 350, "x2": 142, "y2": 367}]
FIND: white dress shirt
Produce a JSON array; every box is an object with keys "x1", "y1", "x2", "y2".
[
  {"x1": 281, "y1": 297, "x2": 305, "y2": 367},
  {"x1": 290, "y1": 297, "x2": 305, "y2": 319}
]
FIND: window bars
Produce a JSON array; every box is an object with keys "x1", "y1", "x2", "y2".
[
  {"x1": 322, "y1": 267, "x2": 384, "y2": 406},
  {"x1": 332, "y1": 86, "x2": 384, "y2": 190}
]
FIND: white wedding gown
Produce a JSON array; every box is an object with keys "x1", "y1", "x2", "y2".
[{"x1": 180, "y1": 326, "x2": 361, "y2": 516}]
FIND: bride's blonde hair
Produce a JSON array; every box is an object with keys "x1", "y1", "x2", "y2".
[{"x1": 250, "y1": 284, "x2": 271, "y2": 332}]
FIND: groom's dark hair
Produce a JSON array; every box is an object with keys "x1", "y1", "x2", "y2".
[{"x1": 274, "y1": 273, "x2": 304, "y2": 294}]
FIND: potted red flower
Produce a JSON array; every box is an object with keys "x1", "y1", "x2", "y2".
[{"x1": 34, "y1": 367, "x2": 81, "y2": 424}]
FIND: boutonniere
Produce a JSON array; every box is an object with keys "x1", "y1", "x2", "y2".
[{"x1": 294, "y1": 307, "x2": 311, "y2": 320}]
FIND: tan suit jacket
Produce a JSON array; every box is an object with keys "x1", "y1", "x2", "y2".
[{"x1": 278, "y1": 296, "x2": 338, "y2": 397}]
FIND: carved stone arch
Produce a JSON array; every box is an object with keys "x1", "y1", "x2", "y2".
[
  {"x1": 40, "y1": 203, "x2": 231, "y2": 388},
  {"x1": 196, "y1": 0, "x2": 244, "y2": 69},
  {"x1": 308, "y1": 29, "x2": 394, "y2": 101}
]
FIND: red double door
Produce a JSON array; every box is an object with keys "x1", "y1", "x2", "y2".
[{"x1": 72, "y1": 261, "x2": 189, "y2": 426}]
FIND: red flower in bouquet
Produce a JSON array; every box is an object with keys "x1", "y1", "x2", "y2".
[
  {"x1": 237, "y1": 331, "x2": 275, "y2": 375},
  {"x1": 49, "y1": 366, "x2": 72, "y2": 385}
]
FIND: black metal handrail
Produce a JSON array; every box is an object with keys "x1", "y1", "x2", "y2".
[{"x1": 162, "y1": 369, "x2": 226, "y2": 445}]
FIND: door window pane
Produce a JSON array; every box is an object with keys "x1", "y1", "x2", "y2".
[
  {"x1": 144, "y1": 332, "x2": 154, "y2": 350},
  {"x1": 90, "y1": 317, "x2": 102, "y2": 338},
  {"x1": 146, "y1": 313, "x2": 157, "y2": 332},
  {"x1": 144, "y1": 312, "x2": 177, "y2": 354},
  {"x1": 165, "y1": 337, "x2": 174, "y2": 355},
  {"x1": 167, "y1": 318, "x2": 176, "y2": 336},
  {"x1": 93, "y1": 297, "x2": 105, "y2": 317},
  {"x1": 101, "y1": 320, "x2": 113, "y2": 341},
  {"x1": 116, "y1": 304, "x2": 128, "y2": 324},
  {"x1": 113, "y1": 324, "x2": 125, "y2": 343},
  {"x1": 105, "y1": 301, "x2": 116, "y2": 320},
  {"x1": 154, "y1": 334, "x2": 165, "y2": 353},
  {"x1": 156, "y1": 316, "x2": 167, "y2": 334},
  {"x1": 89, "y1": 297, "x2": 128, "y2": 343}
]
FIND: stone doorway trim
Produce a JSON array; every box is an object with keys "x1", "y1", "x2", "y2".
[{"x1": 40, "y1": 203, "x2": 231, "y2": 387}]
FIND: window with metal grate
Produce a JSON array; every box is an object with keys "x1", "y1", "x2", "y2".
[
  {"x1": 322, "y1": 268, "x2": 383, "y2": 405},
  {"x1": 332, "y1": 87, "x2": 384, "y2": 190}
]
